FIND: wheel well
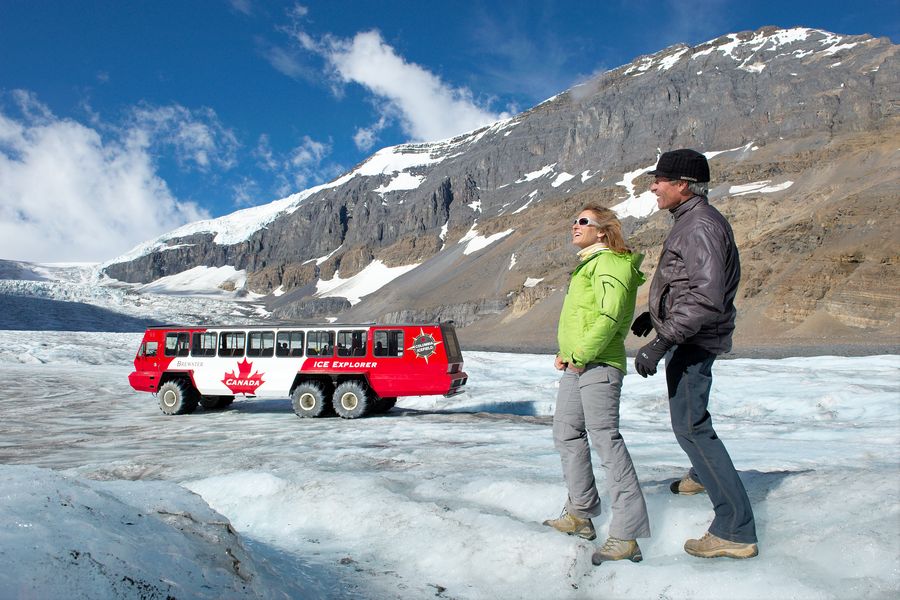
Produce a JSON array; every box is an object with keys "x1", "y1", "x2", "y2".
[
  {"x1": 291, "y1": 374, "x2": 334, "y2": 396},
  {"x1": 159, "y1": 372, "x2": 196, "y2": 392},
  {"x1": 334, "y1": 375, "x2": 371, "y2": 392}
]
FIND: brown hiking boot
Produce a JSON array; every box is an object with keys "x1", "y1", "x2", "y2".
[
  {"x1": 542, "y1": 509, "x2": 596, "y2": 540},
  {"x1": 670, "y1": 474, "x2": 706, "y2": 495},
  {"x1": 591, "y1": 537, "x2": 643, "y2": 565},
  {"x1": 684, "y1": 532, "x2": 758, "y2": 559}
]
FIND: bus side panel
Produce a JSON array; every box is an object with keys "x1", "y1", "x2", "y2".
[
  {"x1": 366, "y1": 361, "x2": 454, "y2": 397},
  {"x1": 365, "y1": 325, "x2": 464, "y2": 397},
  {"x1": 175, "y1": 329, "x2": 303, "y2": 397}
]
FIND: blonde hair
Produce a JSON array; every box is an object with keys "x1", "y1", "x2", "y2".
[{"x1": 581, "y1": 204, "x2": 632, "y2": 254}]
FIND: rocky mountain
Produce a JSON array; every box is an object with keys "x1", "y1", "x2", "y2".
[{"x1": 102, "y1": 27, "x2": 899, "y2": 355}]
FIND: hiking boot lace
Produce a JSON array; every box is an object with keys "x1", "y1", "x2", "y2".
[{"x1": 601, "y1": 537, "x2": 623, "y2": 551}]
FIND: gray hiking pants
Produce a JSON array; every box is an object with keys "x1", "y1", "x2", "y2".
[{"x1": 552, "y1": 364, "x2": 651, "y2": 540}]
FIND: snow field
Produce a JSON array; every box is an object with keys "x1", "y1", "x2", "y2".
[{"x1": 0, "y1": 330, "x2": 898, "y2": 599}]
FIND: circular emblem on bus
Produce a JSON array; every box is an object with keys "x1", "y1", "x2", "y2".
[{"x1": 408, "y1": 328, "x2": 442, "y2": 363}]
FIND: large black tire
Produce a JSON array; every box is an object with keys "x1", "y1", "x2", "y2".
[
  {"x1": 370, "y1": 396, "x2": 397, "y2": 414},
  {"x1": 200, "y1": 395, "x2": 234, "y2": 410},
  {"x1": 291, "y1": 382, "x2": 329, "y2": 418},
  {"x1": 157, "y1": 380, "x2": 198, "y2": 415},
  {"x1": 332, "y1": 381, "x2": 370, "y2": 419}
]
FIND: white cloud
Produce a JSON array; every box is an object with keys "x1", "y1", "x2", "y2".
[
  {"x1": 0, "y1": 93, "x2": 208, "y2": 263},
  {"x1": 294, "y1": 28, "x2": 507, "y2": 147},
  {"x1": 232, "y1": 177, "x2": 263, "y2": 208},
  {"x1": 228, "y1": 0, "x2": 253, "y2": 16},
  {"x1": 353, "y1": 114, "x2": 388, "y2": 152},
  {"x1": 254, "y1": 133, "x2": 343, "y2": 195},
  {"x1": 129, "y1": 104, "x2": 239, "y2": 171},
  {"x1": 287, "y1": 3, "x2": 308, "y2": 20},
  {"x1": 330, "y1": 31, "x2": 507, "y2": 141},
  {"x1": 289, "y1": 135, "x2": 328, "y2": 168},
  {"x1": 261, "y1": 4, "x2": 320, "y2": 83},
  {"x1": 262, "y1": 44, "x2": 318, "y2": 82},
  {"x1": 288, "y1": 136, "x2": 331, "y2": 189},
  {"x1": 254, "y1": 134, "x2": 279, "y2": 171}
]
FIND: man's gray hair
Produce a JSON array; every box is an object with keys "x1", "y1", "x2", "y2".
[{"x1": 688, "y1": 181, "x2": 709, "y2": 197}]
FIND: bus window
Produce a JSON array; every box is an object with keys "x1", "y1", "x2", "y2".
[
  {"x1": 337, "y1": 330, "x2": 367, "y2": 357},
  {"x1": 247, "y1": 331, "x2": 275, "y2": 357},
  {"x1": 165, "y1": 332, "x2": 190, "y2": 357},
  {"x1": 373, "y1": 330, "x2": 403, "y2": 357},
  {"x1": 191, "y1": 332, "x2": 217, "y2": 357},
  {"x1": 219, "y1": 331, "x2": 246, "y2": 357},
  {"x1": 307, "y1": 330, "x2": 334, "y2": 356},
  {"x1": 276, "y1": 331, "x2": 304, "y2": 357}
]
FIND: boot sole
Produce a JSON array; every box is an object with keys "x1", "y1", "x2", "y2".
[
  {"x1": 592, "y1": 552, "x2": 643, "y2": 566},
  {"x1": 542, "y1": 521, "x2": 596, "y2": 541},
  {"x1": 684, "y1": 546, "x2": 758, "y2": 559}
]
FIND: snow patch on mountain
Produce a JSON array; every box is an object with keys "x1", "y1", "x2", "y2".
[
  {"x1": 373, "y1": 172, "x2": 425, "y2": 195},
  {"x1": 624, "y1": 28, "x2": 857, "y2": 77},
  {"x1": 512, "y1": 190, "x2": 539, "y2": 214},
  {"x1": 135, "y1": 265, "x2": 257, "y2": 298},
  {"x1": 355, "y1": 144, "x2": 443, "y2": 176},
  {"x1": 706, "y1": 141, "x2": 758, "y2": 159},
  {"x1": 316, "y1": 260, "x2": 419, "y2": 305},
  {"x1": 306, "y1": 245, "x2": 341, "y2": 267},
  {"x1": 459, "y1": 226, "x2": 515, "y2": 256},
  {"x1": 516, "y1": 164, "x2": 557, "y2": 184},
  {"x1": 657, "y1": 48, "x2": 689, "y2": 71},
  {"x1": 611, "y1": 161, "x2": 658, "y2": 219},
  {"x1": 551, "y1": 172, "x2": 575, "y2": 188},
  {"x1": 729, "y1": 180, "x2": 795, "y2": 196}
]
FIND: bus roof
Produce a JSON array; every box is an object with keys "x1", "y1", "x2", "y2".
[{"x1": 145, "y1": 322, "x2": 454, "y2": 331}]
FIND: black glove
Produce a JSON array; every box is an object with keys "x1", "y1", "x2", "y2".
[
  {"x1": 630, "y1": 311, "x2": 653, "y2": 337},
  {"x1": 634, "y1": 336, "x2": 673, "y2": 377}
]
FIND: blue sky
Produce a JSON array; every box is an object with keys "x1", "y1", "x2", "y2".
[{"x1": 0, "y1": 0, "x2": 896, "y2": 262}]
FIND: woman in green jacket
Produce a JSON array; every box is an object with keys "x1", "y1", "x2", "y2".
[{"x1": 543, "y1": 205, "x2": 651, "y2": 565}]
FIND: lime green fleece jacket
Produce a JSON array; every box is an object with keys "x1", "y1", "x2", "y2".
[{"x1": 557, "y1": 249, "x2": 645, "y2": 373}]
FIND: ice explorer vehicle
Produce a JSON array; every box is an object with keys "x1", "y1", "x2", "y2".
[{"x1": 129, "y1": 322, "x2": 468, "y2": 419}]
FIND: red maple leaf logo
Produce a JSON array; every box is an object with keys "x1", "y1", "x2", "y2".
[{"x1": 222, "y1": 358, "x2": 265, "y2": 394}]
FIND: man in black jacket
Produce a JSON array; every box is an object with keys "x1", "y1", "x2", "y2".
[{"x1": 632, "y1": 149, "x2": 758, "y2": 559}]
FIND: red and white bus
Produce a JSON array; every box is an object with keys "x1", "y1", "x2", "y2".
[{"x1": 129, "y1": 322, "x2": 468, "y2": 419}]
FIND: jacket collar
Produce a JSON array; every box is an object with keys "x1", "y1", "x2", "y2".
[
  {"x1": 670, "y1": 194, "x2": 706, "y2": 219},
  {"x1": 576, "y1": 243, "x2": 608, "y2": 261}
]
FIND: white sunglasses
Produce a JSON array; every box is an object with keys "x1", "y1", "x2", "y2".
[{"x1": 573, "y1": 217, "x2": 602, "y2": 227}]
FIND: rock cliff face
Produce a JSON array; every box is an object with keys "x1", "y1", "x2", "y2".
[{"x1": 102, "y1": 27, "x2": 899, "y2": 353}]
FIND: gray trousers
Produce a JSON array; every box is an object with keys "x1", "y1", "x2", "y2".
[{"x1": 553, "y1": 364, "x2": 651, "y2": 540}]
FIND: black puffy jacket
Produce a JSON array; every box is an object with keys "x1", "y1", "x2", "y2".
[{"x1": 648, "y1": 195, "x2": 740, "y2": 354}]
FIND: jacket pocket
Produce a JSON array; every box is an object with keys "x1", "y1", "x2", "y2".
[
  {"x1": 659, "y1": 284, "x2": 671, "y2": 320},
  {"x1": 578, "y1": 364, "x2": 611, "y2": 388}
]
